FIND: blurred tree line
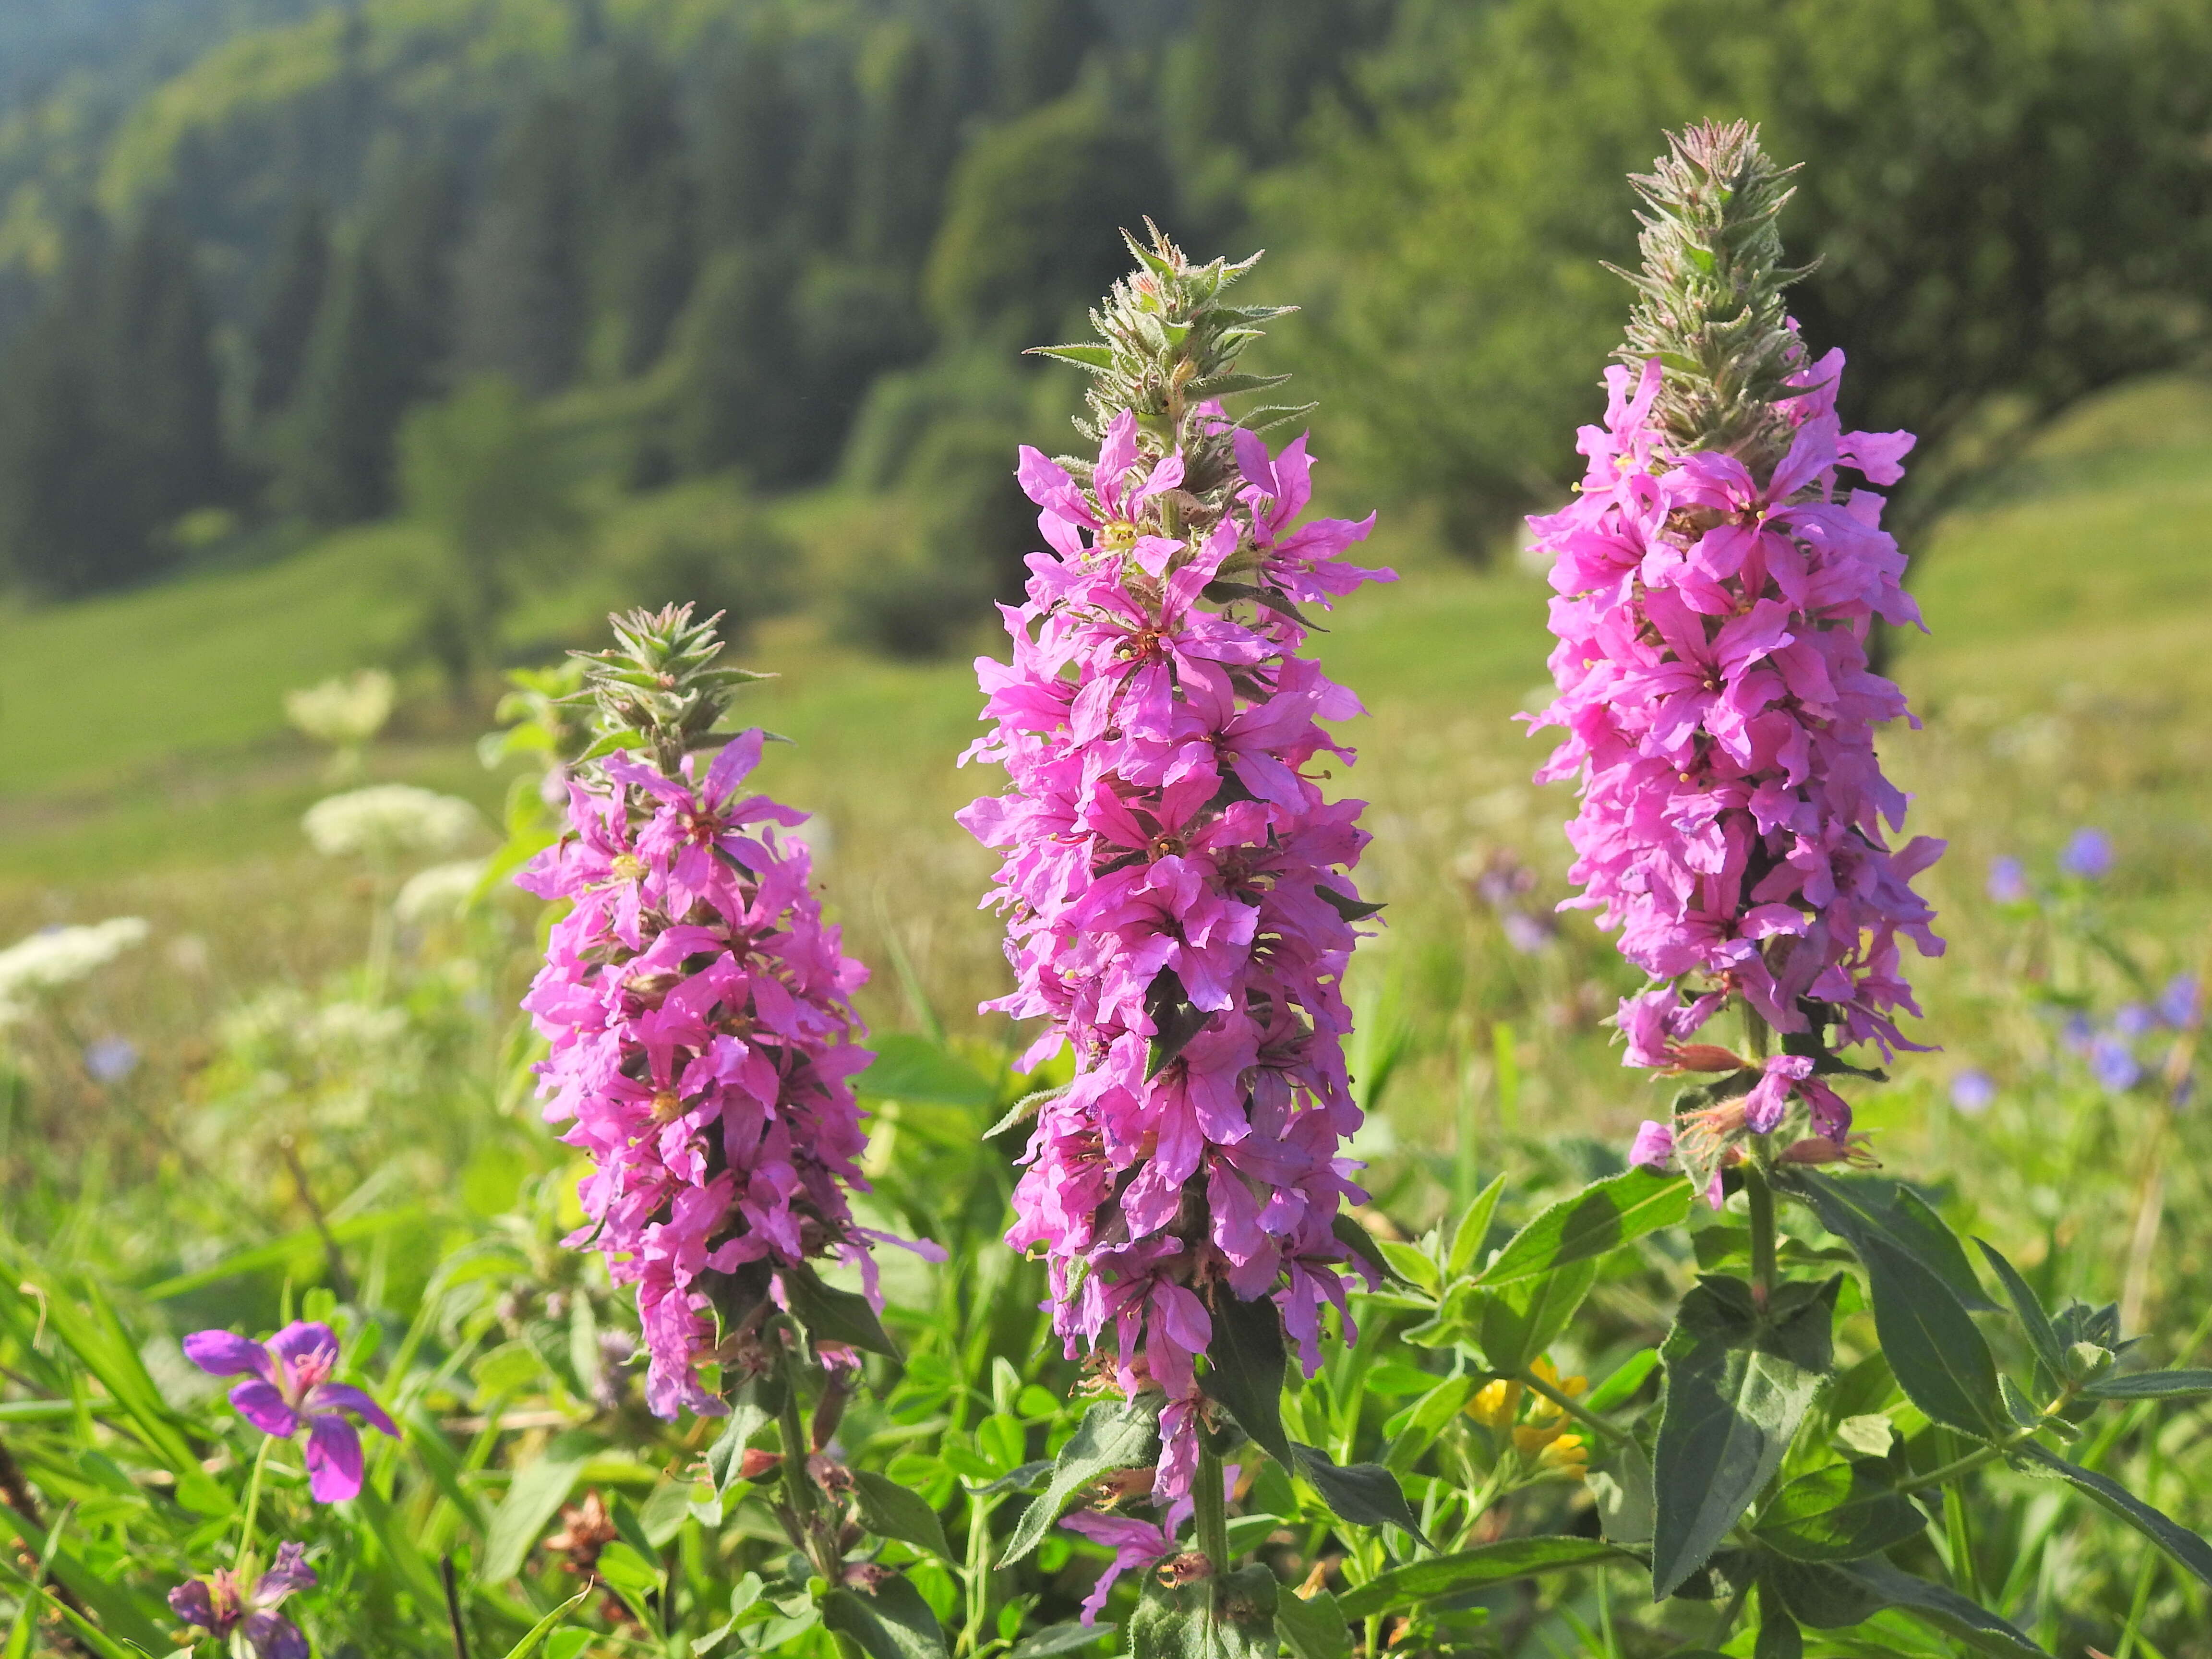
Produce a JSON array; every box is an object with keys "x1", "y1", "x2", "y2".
[
  {"x1": 0, "y1": 0, "x2": 1383, "y2": 664},
  {"x1": 0, "y1": 0, "x2": 2207, "y2": 661}
]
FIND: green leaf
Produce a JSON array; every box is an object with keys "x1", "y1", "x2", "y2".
[
  {"x1": 784, "y1": 1262, "x2": 901, "y2": 1358},
  {"x1": 1030, "y1": 343, "x2": 1118, "y2": 371},
  {"x1": 822, "y1": 1576, "x2": 952, "y2": 1659},
  {"x1": 1375, "y1": 1241, "x2": 1440, "y2": 1294},
  {"x1": 1335, "y1": 1539, "x2": 1628, "y2": 1618},
  {"x1": 1586, "y1": 1347, "x2": 1662, "y2": 1413},
  {"x1": 1313, "y1": 885, "x2": 1384, "y2": 923},
  {"x1": 1827, "y1": 1558, "x2": 2051, "y2": 1657},
  {"x1": 1382, "y1": 1374, "x2": 1478, "y2": 1473},
  {"x1": 1754, "y1": 1460, "x2": 1927, "y2": 1563},
  {"x1": 1129, "y1": 1564, "x2": 1279, "y2": 1659},
  {"x1": 1974, "y1": 1240, "x2": 2064, "y2": 1384},
  {"x1": 857, "y1": 1034, "x2": 998, "y2": 1108},
  {"x1": 1753, "y1": 1603, "x2": 1803, "y2": 1659},
  {"x1": 1204, "y1": 1290, "x2": 1295, "y2": 1469},
  {"x1": 985, "y1": 1085, "x2": 1067, "y2": 1139},
  {"x1": 1793, "y1": 1178, "x2": 2005, "y2": 1436},
  {"x1": 1651, "y1": 1275, "x2": 1839, "y2": 1599},
  {"x1": 1331, "y1": 1213, "x2": 1399, "y2": 1286},
  {"x1": 1479, "y1": 1167, "x2": 1694, "y2": 1284},
  {"x1": 1274, "y1": 1587, "x2": 1353, "y2": 1659},
  {"x1": 2083, "y1": 1368, "x2": 2212, "y2": 1400},
  {"x1": 595, "y1": 1540, "x2": 664, "y2": 1616},
  {"x1": 495, "y1": 1592, "x2": 592, "y2": 1654},
  {"x1": 0, "y1": 1505, "x2": 165, "y2": 1651},
  {"x1": 1006, "y1": 1623, "x2": 1113, "y2": 1659},
  {"x1": 0, "y1": 1555, "x2": 146, "y2": 1659},
  {"x1": 482, "y1": 1429, "x2": 598, "y2": 1583},
  {"x1": 1473, "y1": 1255, "x2": 1599, "y2": 1374},
  {"x1": 1589, "y1": 1439, "x2": 1655, "y2": 1545},
  {"x1": 704, "y1": 1387, "x2": 776, "y2": 1500},
  {"x1": 1787, "y1": 1173, "x2": 1997, "y2": 1311},
  {"x1": 2012, "y1": 1441, "x2": 2212, "y2": 1587},
  {"x1": 853, "y1": 1469, "x2": 954, "y2": 1562},
  {"x1": 1445, "y1": 1173, "x2": 1510, "y2": 1278},
  {"x1": 999, "y1": 1400, "x2": 1160, "y2": 1567},
  {"x1": 1292, "y1": 1443, "x2": 1430, "y2": 1545}
]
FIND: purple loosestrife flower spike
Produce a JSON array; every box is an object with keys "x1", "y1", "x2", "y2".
[
  {"x1": 183, "y1": 1323, "x2": 395, "y2": 1503},
  {"x1": 1531, "y1": 124, "x2": 1943, "y2": 1186},
  {"x1": 966, "y1": 229, "x2": 1394, "y2": 1503},
  {"x1": 168, "y1": 1542, "x2": 316, "y2": 1659},
  {"x1": 519, "y1": 606, "x2": 937, "y2": 1419}
]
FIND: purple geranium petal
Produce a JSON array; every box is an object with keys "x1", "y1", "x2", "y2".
[
  {"x1": 183, "y1": 1330, "x2": 274, "y2": 1381},
  {"x1": 228, "y1": 1380, "x2": 301, "y2": 1439},
  {"x1": 255, "y1": 1542, "x2": 317, "y2": 1602},
  {"x1": 168, "y1": 1579, "x2": 220, "y2": 1631},
  {"x1": 303, "y1": 1382, "x2": 398, "y2": 1439},
  {"x1": 2058, "y1": 828, "x2": 2112, "y2": 880},
  {"x1": 242, "y1": 1611, "x2": 310, "y2": 1659},
  {"x1": 303, "y1": 1414, "x2": 365, "y2": 1503},
  {"x1": 266, "y1": 1322, "x2": 340, "y2": 1371}
]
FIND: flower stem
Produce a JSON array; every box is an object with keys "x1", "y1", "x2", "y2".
[
  {"x1": 1743, "y1": 1158, "x2": 1779, "y2": 1310},
  {"x1": 1195, "y1": 1443, "x2": 1230, "y2": 1582},
  {"x1": 234, "y1": 1434, "x2": 276, "y2": 1572},
  {"x1": 775, "y1": 1342, "x2": 823, "y2": 1567},
  {"x1": 1516, "y1": 1372, "x2": 1623, "y2": 1446}
]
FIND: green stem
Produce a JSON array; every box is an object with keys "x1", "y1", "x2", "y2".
[
  {"x1": 1895, "y1": 1442, "x2": 2003, "y2": 1495},
  {"x1": 234, "y1": 1434, "x2": 276, "y2": 1573},
  {"x1": 957, "y1": 1491, "x2": 996, "y2": 1659},
  {"x1": 1743, "y1": 1158, "x2": 1779, "y2": 1310},
  {"x1": 1516, "y1": 1372, "x2": 1623, "y2": 1446},
  {"x1": 775, "y1": 1345, "x2": 824, "y2": 1571},
  {"x1": 1937, "y1": 1431, "x2": 1982, "y2": 1599},
  {"x1": 1194, "y1": 1443, "x2": 1230, "y2": 1577},
  {"x1": 1709, "y1": 1577, "x2": 1751, "y2": 1646}
]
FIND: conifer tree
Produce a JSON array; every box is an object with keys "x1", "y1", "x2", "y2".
[
  {"x1": 580, "y1": 46, "x2": 697, "y2": 376},
  {"x1": 250, "y1": 199, "x2": 330, "y2": 419},
  {"x1": 849, "y1": 23, "x2": 962, "y2": 271},
  {"x1": 102, "y1": 203, "x2": 231, "y2": 533},
  {"x1": 995, "y1": 0, "x2": 1103, "y2": 115},
  {"x1": 455, "y1": 95, "x2": 588, "y2": 396},
  {"x1": 697, "y1": 31, "x2": 805, "y2": 247},
  {"x1": 278, "y1": 240, "x2": 417, "y2": 523}
]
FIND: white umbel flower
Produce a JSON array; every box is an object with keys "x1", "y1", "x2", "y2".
[
  {"x1": 303, "y1": 785, "x2": 483, "y2": 861},
  {"x1": 0, "y1": 917, "x2": 149, "y2": 1023},
  {"x1": 394, "y1": 859, "x2": 488, "y2": 925}
]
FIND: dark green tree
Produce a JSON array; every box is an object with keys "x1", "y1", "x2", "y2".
[
  {"x1": 454, "y1": 95, "x2": 588, "y2": 396},
  {"x1": 667, "y1": 243, "x2": 805, "y2": 483},
  {"x1": 925, "y1": 88, "x2": 1175, "y2": 346},
  {"x1": 996, "y1": 0, "x2": 1104, "y2": 115},
  {"x1": 849, "y1": 22, "x2": 963, "y2": 271},
  {"x1": 580, "y1": 45, "x2": 697, "y2": 376},
  {"x1": 697, "y1": 31, "x2": 807, "y2": 247},
  {"x1": 249, "y1": 198, "x2": 330, "y2": 418},
  {"x1": 277, "y1": 240, "x2": 419, "y2": 522},
  {"x1": 101, "y1": 202, "x2": 231, "y2": 532},
  {"x1": 0, "y1": 312, "x2": 137, "y2": 597}
]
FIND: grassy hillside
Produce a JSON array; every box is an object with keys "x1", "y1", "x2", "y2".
[{"x1": 1, "y1": 374, "x2": 2207, "y2": 1146}]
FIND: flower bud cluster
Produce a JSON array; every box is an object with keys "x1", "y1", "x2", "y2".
[
  {"x1": 1529, "y1": 127, "x2": 1945, "y2": 1171},
  {"x1": 962, "y1": 233, "x2": 1392, "y2": 1502},
  {"x1": 519, "y1": 608, "x2": 890, "y2": 1418}
]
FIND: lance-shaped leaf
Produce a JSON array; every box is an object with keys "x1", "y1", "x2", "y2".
[
  {"x1": 1445, "y1": 1173, "x2": 1510, "y2": 1278},
  {"x1": 822, "y1": 1576, "x2": 951, "y2": 1659},
  {"x1": 1292, "y1": 1443, "x2": 1431, "y2": 1545},
  {"x1": 2083, "y1": 1368, "x2": 2212, "y2": 1401},
  {"x1": 1204, "y1": 1288, "x2": 1294, "y2": 1469},
  {"x1": 783, "y1": 1262, "x2": 901, "y2": 1358},
  {"x1": 2013, "y1": 1441, "x2": 2212, "y2": 1587},
  {"x1": 999, "y1": 1399, "x2": 1161, "y2": 1566},
  {"x1": 1753, "y1": 1459, "x2": 1926, "y2": 1563},
  {"x1": 1651, "y1": 1275, "x2": 1838, "y2": 1599},
  {"x1": 1006, "y1": 1624, "x2": 1113, "y2": 1659},
  {"x1": 1473, "y1": 1256, "x2": 1599, "y2": 1375},
  {"x1": 1974, "y1": 1239, "x2": 2064, "y2": 1387},
  {"x1": 1792, "y1": 1178, "x2": 2004, "y2": 1436},
  {"x1": 703, "y1": 1384, "x2": 777, "y2": 1500},
  {"x1": 1274, "y1": 1587, "x2": 1352, "y2": 1659},
  {"x1": 1770, "y1": 1556, "x2": 2051, "y2": 1657},
  {"x1": 1753, "y1": 1606, "x2": 1803, "y2": 1659},
  {"x1": 1787, "y1": 1172, "x2": 1996, "y2": 1310},
  {"x1": 1478, "y1": 1167, "x2": 1693, "y2": 1285},
  {"x1": 1334, "y1": 1539, "x2": 1629, "y2": 1618},
  {"x1": 854, "y1": 1470, "x2": 955, "y2": 1562}
]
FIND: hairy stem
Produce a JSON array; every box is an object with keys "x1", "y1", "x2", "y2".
[
  {"x1": 1516, "y1": 1371, "x2": 1623, "y2": 1446},
  {"x1": 1195, "y1": 1442, "x2": 1231, "y2": 1584},
  {"x1": 1743, "y1": 1159, "x2": 1779, "y2": 1310},
  {"x1": 235, "y1": 1432, "x2": 277, "y2": 1573}
]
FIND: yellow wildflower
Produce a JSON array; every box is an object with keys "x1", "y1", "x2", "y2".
[
  {"x1": 1465, "y1": 1378, "x2": 1522, "y2": 1428},
  {"x1": 1538, "y1": 1434, "x2": 1589, "y2": 1479}
]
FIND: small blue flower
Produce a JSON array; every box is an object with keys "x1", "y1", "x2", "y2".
[
  {"x1": 83, "y1": 1035, "x2": 139, "y2": 1084},
  {"x1": 2089, "y1": 1034, "x2": 2142, "y2": 1093},
  {"x1": 1985, "y1": 856, "x2": 2028, "y2": 904},
  {"x1": 2058, "y1": 828, "x2": 2113, "y2": 881},
  {"x1": 2158, "y1": 973, "x2": 2200, "y2": 1030},
  {"x1": 1949, "y1": 1070, "x2": 1996, "y2": 1116},
  {"x1": 2114, "y1": 1004, "x2": 2156, "y2": 1040}
]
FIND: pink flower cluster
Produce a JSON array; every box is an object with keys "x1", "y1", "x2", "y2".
[
  {"x1": 960, "y1": 411, "x2": 1391, "y2": 1501},
  {"x1": 520, "y1": 732, "x2": 894, "y2": 1417},
  {"x1": 1529, "y1": 348, "x2": 1945, "y2": 1144}
]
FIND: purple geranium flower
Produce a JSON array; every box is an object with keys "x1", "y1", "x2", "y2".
[
  {"x1": 2058, "y1": 828, "x2": 2112, "y2": 881},
  {"x1": 183, "y1": 1322, "x2": 396, "y2": 1502},
  {"x1": 2089, "y1": 1034, "x2": 2142, "y2": 1094},
  {"x1": 1985, "y1": 857, "x2": 2028, "y2": 905},
  {"x1": 1948, "y1": 1070, "x2": 1996, "y2": 1116},
  {"x1": 2158, "y1": 973, "x2": 2200, "y2": 1030},
  {"x1": 168, "y1": 1541, "x2": 315, "y2": 1659}
]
